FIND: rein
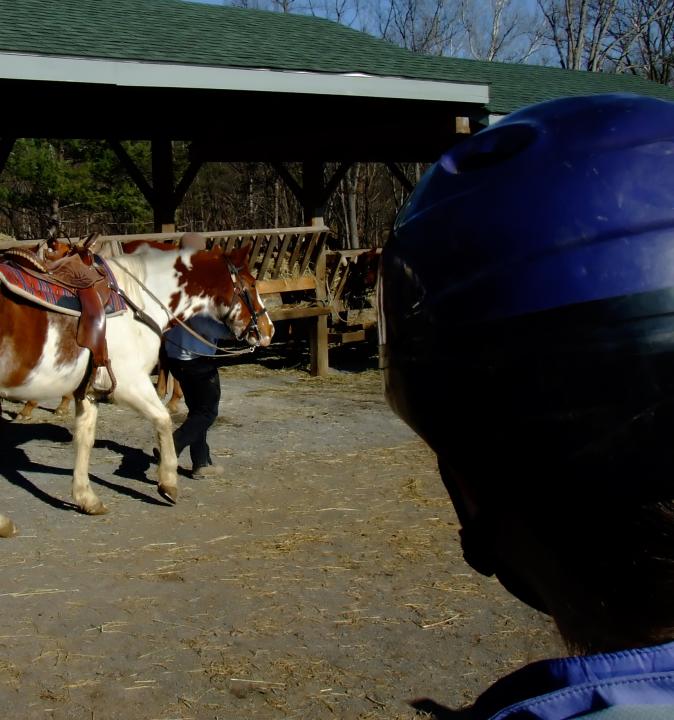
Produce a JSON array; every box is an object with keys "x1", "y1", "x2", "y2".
[{"x1": 107, "y1": 255, "x2": 268, "y2": 357}]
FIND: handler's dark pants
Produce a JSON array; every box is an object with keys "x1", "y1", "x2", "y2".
[{"x1": 167, "y1": 357, "x2": 221, "y2": 470}]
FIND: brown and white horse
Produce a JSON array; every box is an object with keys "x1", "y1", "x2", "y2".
[
  {"x1": 0, "y1": 243, "x2": 273, "y2": 526},
  {"x1": 15, "y1": 238, "x2": 183, "y2": 421}
]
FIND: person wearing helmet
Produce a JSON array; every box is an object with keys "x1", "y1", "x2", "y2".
[{"x1": 378, "y1": 93, "x2": 674, "y2": 718}]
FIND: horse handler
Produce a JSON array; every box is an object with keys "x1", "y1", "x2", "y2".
[{"x1": 163, "y1": 232, "x2": 228, "y2": 479}]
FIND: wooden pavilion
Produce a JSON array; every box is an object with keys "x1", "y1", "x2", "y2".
[{"x1": 2, "y1": 0, "x2": 674, "y2": 229}]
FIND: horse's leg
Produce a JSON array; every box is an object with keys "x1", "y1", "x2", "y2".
[
  {"x1": 166, "y1": 376, "x2": 183, "y2": 414},
  {"x1": 15, "y1": 400, "x2": 38, "y2": 422},
  {"x1": 54, "y1": 394, "x2": 73, "y2": 417},
  {"x1": 156, "y1": 364, "x2": 168, "y2": 398},
  {"x1": 0, "y1": 514, "x2": 17, "y2": 538},
  {"x1": 114, "y1": 376, "x2": 178, "y2": 504},
  {"x1": 155, "y1": 344, "x2": 170, "y2": 399},
  {"x1": 72, "y1": 396, "x2": 107, "y2": 515}
]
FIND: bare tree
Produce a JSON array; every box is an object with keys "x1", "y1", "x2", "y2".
[
  {"x1": 538, "y1": 0, "x2": 609, "y2": 70},
  {"x1": 612, "y1": 0, "x2": 674, "y2": 83},
  {"x1": 537, "y1": 0, "x2": 673, "y2": 75},
  {"x1": 375, "y1": 0, "x2": 465, "y2": 55},
  {"x1": 305, "y1": 0, "x2": 361, "y2": 26},
  {"x1": 459, "y1": 0, "x2": 546, "y2": 62}
]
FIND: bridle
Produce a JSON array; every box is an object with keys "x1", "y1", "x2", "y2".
[{"x1": 226, "y1": 260, "x2": 270, "y2": 345}]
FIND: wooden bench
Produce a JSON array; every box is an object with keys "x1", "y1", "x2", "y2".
[{"x1": 95, "y1": 226, "x2": 333, "y2": 376}]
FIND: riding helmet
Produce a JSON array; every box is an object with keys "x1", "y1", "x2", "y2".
[{"x1": 379, "y1": 93, "x2": 674, "y2": 492}]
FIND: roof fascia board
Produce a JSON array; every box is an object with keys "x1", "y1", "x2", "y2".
[{"x1": 0, "y1": 52, "x2": 489, "y2": 104}]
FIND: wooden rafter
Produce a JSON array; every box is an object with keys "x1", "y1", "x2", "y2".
[
  {"x1": 107, "y1": 139, "x2": 155, "y2": 205},
  {"x1": 385, "y1": 161, "x2": 415, "y2": 192},
  {"x1": 271, "y1": 161, "x2": 353, "y2": 206},
  {"x1": 270, "y1": 162, "x2": 303, "y2": 202},
  {"x1": 174, "y1": 157, "x2": 203, "y2": 206},
  {"x1": 108, "y1": 139, "x2": 203, "y2": 228}
]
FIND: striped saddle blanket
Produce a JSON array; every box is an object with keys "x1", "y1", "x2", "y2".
[{"x1": 0, "y1": 255, "x2": 127, "y2": 316}]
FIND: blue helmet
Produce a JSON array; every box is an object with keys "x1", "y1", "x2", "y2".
[{"x1": 379, "y1": 93, "x2": 674, "y2": 488}]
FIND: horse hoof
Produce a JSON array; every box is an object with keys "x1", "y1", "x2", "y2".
[
  {"x1": 81, "y1": 502, "x2": 109, "y2": 516},
  {"x1": 158, "y1": 485, "x2": 177, "y2": 505},
  {"x1": 0, "y1": 516, "x2": 18, "y2": 538},
  {"x1": 13, "y1": 415, "x2": 31, "y2": 423}
]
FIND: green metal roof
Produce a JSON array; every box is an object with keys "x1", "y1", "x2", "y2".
[
  {"x1": 423, "y1": 55, "x2": 674, "y2": 114},
  {"x1": 1, "y1": 0, "x2": 673, "y2": 114}
]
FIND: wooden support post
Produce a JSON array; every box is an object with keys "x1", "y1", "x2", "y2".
[
  {"x1": 455, "y1": 116, "x2": 471, "y2": 134},
  {"x1": 151, "y1": 137, "x2": 176, "y2": 232},
  {"x1": 302, "y1": 160, "x2": 326, "y2": 227},
  {"x1": 309, "y1": 243, "x2": 329, "y2": 376}
]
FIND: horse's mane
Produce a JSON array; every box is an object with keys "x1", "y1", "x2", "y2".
[{"x1": 104, "y1": 249, "x2": 171, "y2": 310}]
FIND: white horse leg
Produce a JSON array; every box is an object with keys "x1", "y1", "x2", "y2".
[
  {"x1": 72, "y1": 396, "x2": 107, "y2": 515},
  {"x1": 113, "y1": 376, "x2": 178, "y2": 504},
  {"x1": 0, "y1": 514, "x2": 17, "y2": 538}
]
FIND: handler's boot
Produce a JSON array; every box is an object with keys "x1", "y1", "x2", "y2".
[{"x1": 191, "y1": 464, "x2": 224, "y2": 480}]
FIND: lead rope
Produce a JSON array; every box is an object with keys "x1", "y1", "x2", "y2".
[{"x1": 107, "y1": 257, "x2": 259, "y2": 358}]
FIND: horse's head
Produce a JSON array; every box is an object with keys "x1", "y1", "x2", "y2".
[
  {"x1": 175, "y1": 244, "x2": 274, "y2": 348},
  {"x1": 222, "y1": 245, "x2": 275, "y2": 347}
]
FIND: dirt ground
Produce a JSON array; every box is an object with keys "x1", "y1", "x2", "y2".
[{"x1": 0, "y1": 341, "x2": 563, "y2": 720}]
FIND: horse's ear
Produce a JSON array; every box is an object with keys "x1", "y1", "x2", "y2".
[{"x1": 230, "y1": 242, "x2": 253, "y2": 267}]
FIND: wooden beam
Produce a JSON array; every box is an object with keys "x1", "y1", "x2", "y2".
[
  {"x1": 270, "y1": 162, "x2": 303, "y2": 202},
  {"x1": 173, "y1": 157, "x2": 203, "y2": 207},
  {"x1": 268, "y1": 306, "x2": 331, "y2": 321},
  {"x1": 324, "y1": 161, "x2": 353, "y2": 199},
  {"x1": 385, "y1": 162, "x2": 415, "y2": 193},
  {"x1": 329, "y1": 329, "x2": 367, "y2": 345},
  {"x1": 107, "y1": 139, "x2": 155, "y2": 205},
  {"x1": 257, "y1": 276, "x2": 318, "y2": 294}
]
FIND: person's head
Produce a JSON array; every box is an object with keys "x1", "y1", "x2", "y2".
[
  {"x1": 180, "y1": 232, "x2": 208, "y2": 251},
  {"x1": 378, "y1": 93, "x2": 674, "y2": 654}
]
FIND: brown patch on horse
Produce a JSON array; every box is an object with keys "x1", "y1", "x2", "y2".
[
  {"x1": 0, "y1": 288, "x2": 50, "y2": 386},
  {"x1": 52, "y1": 313, "x2": 82, "y2": 368},
  {"x1": 169, "y1": 291, "x2": 181, "y2": 315},
  {"x1": 173, "y1": 247, "x2": 247, "y2": 312}
]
